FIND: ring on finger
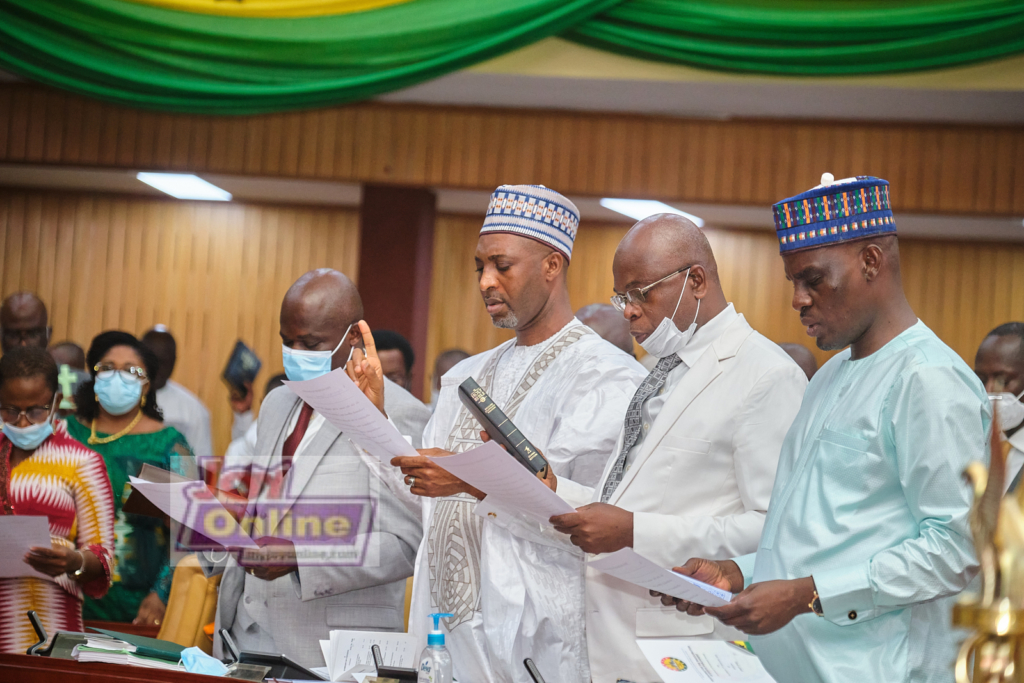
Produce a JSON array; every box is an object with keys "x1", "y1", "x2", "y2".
[{"x1": 406, "y1": 475, "x2": 416, "y2": 487}]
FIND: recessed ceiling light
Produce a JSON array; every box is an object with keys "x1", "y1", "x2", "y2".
[
  {"x1": 599, "y1": 198, "x2": 704, "y2": 228},
  {"x1": 137, "y1": 172, "x2": 232, "y2": 201}
]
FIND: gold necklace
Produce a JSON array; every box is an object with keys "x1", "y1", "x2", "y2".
[{"x1": 88, "y1": 410, "x2": 144, "y2": 445}]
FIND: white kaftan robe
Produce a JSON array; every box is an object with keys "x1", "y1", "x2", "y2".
[{"x1": 409, "y1": 319, "x2": 645, "y2": 683}]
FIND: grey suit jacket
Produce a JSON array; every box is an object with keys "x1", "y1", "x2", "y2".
[{"x1": 210, "y1": 378, "x2": 427, "y2": 666}]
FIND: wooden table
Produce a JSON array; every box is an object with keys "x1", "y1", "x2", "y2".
[{"x1": 0, "y1": 653, "x2": 223, "y2": 683}]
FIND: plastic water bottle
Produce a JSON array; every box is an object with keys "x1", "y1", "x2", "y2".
[{"x1": 417, "y1": 612, "x2": 453, "y2": 683}]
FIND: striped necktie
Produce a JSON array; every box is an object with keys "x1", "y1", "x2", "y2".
[{"x1": 601, "y1": 354, "x2": 683, "y2": 503}]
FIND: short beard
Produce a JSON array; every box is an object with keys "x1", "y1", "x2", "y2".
[
  {"x1": 816, "y1": 337, "x2": 847, "y2": 351},
  {"x1": 492, "y1": 310, "x2": 519, "y2": 329}
]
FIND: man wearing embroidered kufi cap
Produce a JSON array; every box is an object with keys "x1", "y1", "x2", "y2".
[
  {"x1": 391, "y1": 185, "x2": 645, "y2": 683},
  {"x1": 657, "y1": 174, "x2": 990, "y2": 683}
]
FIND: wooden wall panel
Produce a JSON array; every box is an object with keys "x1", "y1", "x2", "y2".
[
  {"x1": 422, "y1": 216, "x2": 1024, "y2": 396},
  {"x1": 0, "y1": 189, "x2": 360, "y2": 455},
  {"x1": 3, "y1": 84, "x2": 1024, "y2": 216}
]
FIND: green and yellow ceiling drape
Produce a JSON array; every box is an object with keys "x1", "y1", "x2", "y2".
[{"x1": 1, "y1": 0, "x2": 1023, "y2": 115}]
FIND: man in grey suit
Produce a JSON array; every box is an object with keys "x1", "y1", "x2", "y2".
[{"x1": 207, "y1": 269, "x2": 427, "y2": 667}]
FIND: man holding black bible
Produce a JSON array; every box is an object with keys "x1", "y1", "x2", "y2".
[
  {"x1": 544, "y1": 215, "x2": 807, "y2": 682},
  {"x1": 392, "y1": 185, "x2": 645, "y2": 683}
]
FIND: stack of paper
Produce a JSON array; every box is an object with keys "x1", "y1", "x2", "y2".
[
  {"x1": 72, "y1": 639, "x2": 183, "y2": 671},
  {"x1": 319, "y1": 629, "x2": 418, "y2": 682}
]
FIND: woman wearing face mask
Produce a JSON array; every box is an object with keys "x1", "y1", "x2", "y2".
[
  {"x1": 0, "y1": 346, "x2": 115, "y2": 653},
  {"x1": 65, "y1": 331, "x2": 195, "y2": 628}
]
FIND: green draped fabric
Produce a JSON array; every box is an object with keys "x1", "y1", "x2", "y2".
[
  {"x1": 0, "y1": 0, "x2": 620, "y2": 114},
  {"x1": 1, "y1": 0, "x2": 1024, "y2": 115},
  {"x1": 567, "y1": 0, "x2": 1024, "y2": 75}
]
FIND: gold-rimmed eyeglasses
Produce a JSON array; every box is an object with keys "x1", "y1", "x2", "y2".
[{"x1": 610, "y1": 265, "x2": 693, "y2": 312}]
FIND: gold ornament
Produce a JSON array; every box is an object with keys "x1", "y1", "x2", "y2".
[
  {"x1": 953, "y1": 405, "x2": 1024, "y2": 682},
  {"x1": 88, "y1": 410, "x2": 143, "y2": 445}
]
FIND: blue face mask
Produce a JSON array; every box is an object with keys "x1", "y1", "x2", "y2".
[
  {"x1": 3, "y1": 414, "x2": 54, "y2": 451},
  {"x1": 281, "y1": 324, "x2": 353, "y2": 382},
  {"x1": 179, "y1": 646, "x2": 227, "y2": 677},
  {"x1": 94, "y1": 373, "x2": 144, "y2": 416}
]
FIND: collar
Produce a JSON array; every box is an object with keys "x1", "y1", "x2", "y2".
[
  {"x1": 675, "y1": 303, "x2": 739, "y2": 368},
  {"x1": 1009, "y1": 427, "x2": 1024, "y2": 453}
]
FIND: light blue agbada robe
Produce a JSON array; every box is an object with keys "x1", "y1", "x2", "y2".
[{"x1": 733, "y1": 321, "x2": 990, "y2": 683}]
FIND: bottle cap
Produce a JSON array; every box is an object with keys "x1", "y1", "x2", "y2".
[{"x1": 427, "y1": 613, "x2": 453, "y2": 647}]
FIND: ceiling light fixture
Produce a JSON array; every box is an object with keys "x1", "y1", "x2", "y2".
[
  {"x1": 137, "y1": 172, "x2": 232, "y2": 201},
  {"x1": 599, "y1": 198, "x2": 704, "y2": 227}
]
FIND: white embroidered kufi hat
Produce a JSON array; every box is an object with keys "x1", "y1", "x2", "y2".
[{"x1": 480, "y1": 184, "x2": 580, "y2": 260}]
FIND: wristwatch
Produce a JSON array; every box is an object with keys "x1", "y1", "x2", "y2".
[
  {"x1": 72, "y1": 550, "x2": 86, "y2": 579},
  {"x1": 809, "y1": 589, "x2": 824, "y2": 617}
]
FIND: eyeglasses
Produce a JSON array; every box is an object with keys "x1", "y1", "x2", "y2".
[
  {"x1": 94, "y1": 363, "x2": 148, "y2": 383},
  {"x1": 610, "y1": 265, "x2": 693, "y2": 312},
  {"x1": 0, "y1": 405, "x2": 54, "y2": 425}
]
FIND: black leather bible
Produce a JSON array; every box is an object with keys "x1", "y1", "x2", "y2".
[
  {"x1": 222, "y1": 340, "x2": 262, "y2": 394},
  {"x1": 457, "y1": 377, "x2": 550, "y2": 478}
]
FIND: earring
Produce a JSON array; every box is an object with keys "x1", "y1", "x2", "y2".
[{"x1": 141, "y1": 395, "x2": 147, "y2": 408}]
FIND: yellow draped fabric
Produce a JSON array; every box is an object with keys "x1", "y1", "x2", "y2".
[{"x1": 124, "y1": 0, "x2": 410, "y2": 18}]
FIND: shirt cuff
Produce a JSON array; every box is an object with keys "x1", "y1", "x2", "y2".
[
  {"x1": 554, "y1": 477, "x2": 594, "y2": 510},
  {"x1": 812, "y1": 562, "x2": 876, "y2": 626},
  {"x1": 731, "y1": 553, "x2": 757, "y2": 589}
]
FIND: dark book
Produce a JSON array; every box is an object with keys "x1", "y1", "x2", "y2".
[
  {"x1": 457, "y1": 377, "x2": 550, "y2": 478},
  {"x1": 222, "y1": 340, "x2": 262, "y2": 394},
  {"x1": 86, "y1": 627, "x2": 186, "y2": 662}
]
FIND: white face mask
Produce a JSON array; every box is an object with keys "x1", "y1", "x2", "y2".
[
  {"x1": 990, "y1": 388, "x2": 1024, "y2": 431},
  {"x1": 638, "y1": 268, "x2": 701, "y2": 359}
]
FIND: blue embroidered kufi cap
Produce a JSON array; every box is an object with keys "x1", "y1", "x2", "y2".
[
  {"x1": 773, "y1": 173, "x2": 896, "y2": 254},
  {"x1": 480, "y1": 185, "x2": 580, "y2": 260}
]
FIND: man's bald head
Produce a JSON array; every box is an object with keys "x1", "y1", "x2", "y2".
[
  {"x1": 576, "y1": 303, "x2": 634, "y2": 356},
  {"x1": 778, "y1": 342, "x2": 818, "y2": 380},
  {"x1": 49, "y1": 341, "x2": 86, "y2": 370},
  {"x1": 615, "y1": 214, "x2": 719, "y2": 287},
  {"x1": 1, "y1": 291, "x2": 50, "y2": 353},
  {"x1": 612, "y1": 214, "x2": 727, "y2": 347},
  {"x1": 280, "y1": 269, "x2": 364, "y2": 372}
]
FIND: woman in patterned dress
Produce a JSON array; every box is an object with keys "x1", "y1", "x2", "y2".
[
  {"x1": 65, "y1": 331, "x2": 194, "y2": 628},
  {"x1": 0, "y1": 346, "x2": 114, "y2": 654}
]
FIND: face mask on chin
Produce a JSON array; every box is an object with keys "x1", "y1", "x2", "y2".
[
  {"x1": 990, "y1": 387, "x2": 1024, "y2": 431},
  {"x1": 2, "y1": 405, "x2": 56, "y2": 451},
  {"x1": 281, "y1": 324, "x2": 355, "y2": 382},
  {"x1": 638, "y1": 268, "x2": 700, "y2": 359}
]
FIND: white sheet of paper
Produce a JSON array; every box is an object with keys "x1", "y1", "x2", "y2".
[
  {"x1": 0, "y1": 515, "x2": 53, "y2": 579},
  {"x1": 635, "y1": 639, "x2": 776, "y2": 682},
  {"x1": 284, "y1": 369, "x2": 417, "y2": 464},
  {"x1": 127, "y1": 477, "x2": 258, "y2": 549},
  {"x1": 588, "y1": 549, "x2": 733, "y2": 607},
  {"x1": 427, "y1": 441, "x2": 574, "y2": 524},
  {"x1": 327, "y1": 629, "x2": 418, "y2": 681},
  {"x1": 319, "y1": 640, "x2": 332, "y2": 679}
]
